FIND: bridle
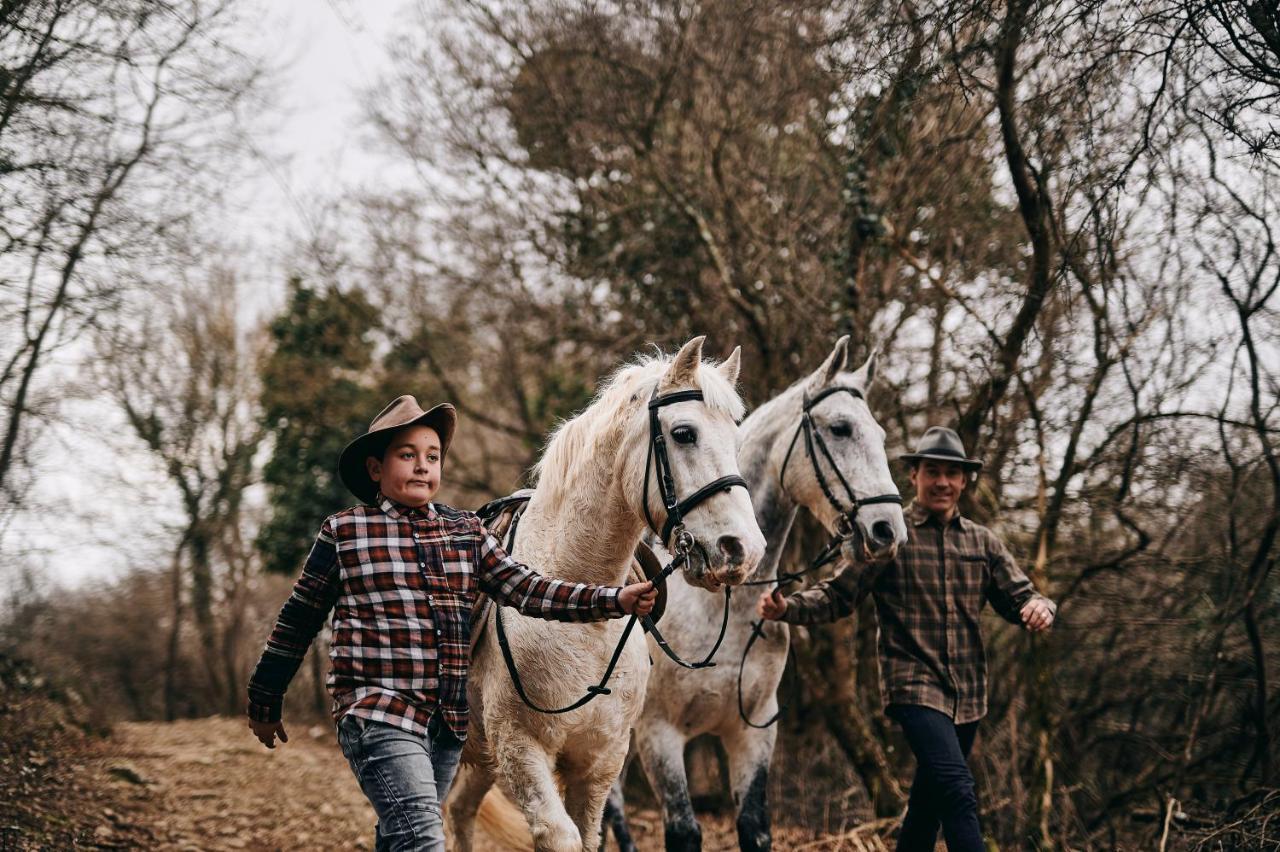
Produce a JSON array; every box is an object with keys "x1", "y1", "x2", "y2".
[
  {"x1": 778, "y1": 384, "x2": 903, "y2": 547},
  {"x1": 643, "y1": 387, "x2": 750, "y2": 553},
  {"x1": 738, "y1": 384, "x2": 903, "y2": 728},
  {"x1": 492, "y1": 383, "x2": 752, "y2": 715}
]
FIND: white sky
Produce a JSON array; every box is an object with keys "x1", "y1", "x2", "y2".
[{"x1": 5, "y1": 0, "x2": 413, "y2": 592}]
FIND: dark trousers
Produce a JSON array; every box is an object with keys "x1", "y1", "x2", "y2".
[{"x1": 888, "y1": 704, "x2": 983, "y2": 852}]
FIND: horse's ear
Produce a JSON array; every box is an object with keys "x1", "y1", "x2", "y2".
[
  {"x1": 661, "y1": 336, "x2": 706, "y2": 391},
  {"x1": 809, "y1": 335, "x2": 850, "y2": 390},
  {"x1": 717, "y1": 345, "x2": 742, "y2": 387},
  {"x1": 852, "y1": 343, "x2": 879, "y2": 389}
]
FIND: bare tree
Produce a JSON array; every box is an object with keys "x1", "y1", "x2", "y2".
[
  {"x1": 97, "y1": 270, "x2": 264, "y2": 717},
  {"x1": 0, "y1": 0, "x2": 262, "y2": 505}
]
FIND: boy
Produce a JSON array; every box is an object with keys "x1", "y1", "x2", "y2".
[
  {"x1": 758, "y1": 426, "x2": 1055, "y2": 852},
  {"x1": 247, "y1": 395, "x2": 656, "y2": 851}
]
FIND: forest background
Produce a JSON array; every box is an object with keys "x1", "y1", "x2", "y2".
[{"x1": 1, "y1": 0, "x2": 1277, "y2": 849}]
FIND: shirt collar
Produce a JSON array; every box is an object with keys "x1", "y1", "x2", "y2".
[
  {"x1": 377, "y1": 493, "x2": 438, "y2": 521},
  {"x1": 907, "y1": 500, "x2": 965, "y2": 529}
]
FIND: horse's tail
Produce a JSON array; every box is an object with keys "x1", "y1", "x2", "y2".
[{"x1": 477, "y1": 788, "x2": 534, "y2": 850}]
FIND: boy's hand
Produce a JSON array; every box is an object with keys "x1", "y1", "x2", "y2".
[
  {"x1": 248, "y1": 718, "x2": 289, "y2": 749},
  {"x1": 1020, "y1": 598, "x2": 1055, "y2": 633},
  {"x1": 619, "y1": 581, "x2": 658, "y2": 616},
  {"x1": 757, "y1": 588, "x2": 788, "y2": 621}
]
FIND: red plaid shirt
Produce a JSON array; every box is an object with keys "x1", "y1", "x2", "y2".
[{"x1": 247, "y1": 495, "x2": 623, "y2": 738}]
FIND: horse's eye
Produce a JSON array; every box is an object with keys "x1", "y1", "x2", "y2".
[
  {"x1": 672, "y1": 425, "x2": 698, "y2": 445},
  {"x1": 830, "y1": 421, "x2": 853, "y2": 438}
]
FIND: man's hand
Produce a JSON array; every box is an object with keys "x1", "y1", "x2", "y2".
[
  {"x1": 757, "y1": 588, "x2": 788, "y2": 621},
  {"x1": 619, "y1": 581, "x2": 658, "y2": 616},
  {"x1": 248, "y1": 718, "x2": 288, "y2": 749},
  {"x1": 1020, "y1": 598, "x2": 1055, "y2": 633}
]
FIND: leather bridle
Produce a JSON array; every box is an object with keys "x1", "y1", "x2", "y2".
[{"x1": 778, "y1": 384, "x2": 903, "y2": 547}]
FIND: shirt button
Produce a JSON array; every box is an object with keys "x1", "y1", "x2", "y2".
[{"x1": 419, "y1": 562, "x2": 426, "y2": 568}]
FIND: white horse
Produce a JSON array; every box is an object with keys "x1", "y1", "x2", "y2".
[
  {"x1": 607, "y1": 336, "x2": 908, "y2": 852},
  {"x1": 446, "y1": 337, "x2": 767, "y2": 852}
]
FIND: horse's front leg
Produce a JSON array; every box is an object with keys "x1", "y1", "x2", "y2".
[
  {"x1": 444, "y1": 760, "x2": 494, "y2": 852},
  {"x1": 636, "y1": 720, "x2": 701, "y2": 852},
  {"x1": 563, "y1": 746, "x2": 628, "y2": 852},
  {"x1": 493, "y1": 729, "x2": 580, "y2": 852},
  {"x1": 722, "y1": 722, "x2": 778, "y2": 852},
  {"x1": 601, "y1": 745, "x2": 638, "y2": 852}
]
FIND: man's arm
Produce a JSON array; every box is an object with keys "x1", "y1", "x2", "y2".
[
  {"x1": 985, "y1": 531, "x2": 1056, "y2": 629},
  {"x1": 246, "y1": 519, "x2": 342, "y2": 733},
  {"x1": 474, "y1": 527, "x2": 635, "y2": 621},
  {"x1": 768, "y1": 558, "x2": 882, "y2": 625}
]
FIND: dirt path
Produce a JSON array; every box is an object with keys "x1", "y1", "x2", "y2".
[
  {"x1": 72, "y1": 716, "x2": 855, "y2": 850},
  {"x1": 83, "y1": 717, "x2": 733, "y2": 851}
]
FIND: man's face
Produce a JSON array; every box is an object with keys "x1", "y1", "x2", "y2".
[
  {"x1": 366, "y1": 425, "x2": 442, "y2": 507},
  {"x1": 909, "y1": 459, "x2": 968, "y2": 517}
]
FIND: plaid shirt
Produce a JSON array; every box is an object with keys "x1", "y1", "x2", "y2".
[
  {"x1": 247, "y1": 495, "x2": 623, "y2": 738},
  {"x1": 783, "y1": 502, "x2": 1054, "y2": 723}
]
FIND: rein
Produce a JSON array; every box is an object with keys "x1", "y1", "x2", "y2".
[
  {"x1": 489, "y1": 384, "x2": 751, "y2": 715},
  {"x1": 738, "y1": 384, "x2": 902, "y2": 728}
]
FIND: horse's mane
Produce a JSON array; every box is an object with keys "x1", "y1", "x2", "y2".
[{"x1": 531, "y1": 351, "x2": 745, "y2": 501}]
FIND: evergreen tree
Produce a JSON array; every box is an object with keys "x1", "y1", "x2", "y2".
[{"x1": 256, "y1": 280, "x2": 383, "y2": 574}]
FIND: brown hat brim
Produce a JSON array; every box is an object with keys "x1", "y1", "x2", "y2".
[
  {"x1": 899, "y1": 451, "x2": 983, "y2": 471},
  {"x1": 338, "y1": 403, "x2": 457, "y2": 505}
]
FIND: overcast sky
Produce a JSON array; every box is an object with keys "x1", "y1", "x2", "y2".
[{"x1": 7, "y1": 1, "x2": 412, "y2": 591}]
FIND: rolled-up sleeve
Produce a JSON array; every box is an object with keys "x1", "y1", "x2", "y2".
[
  {"x1": 984, "y1": 531, "x2": 1055, "y2": 625},
  {"x1": 246, "y1": 518, "x2": 342, "y2": 722},
  {"x1": 475, "y1": 530, "x2": 623, "y2": 621}
]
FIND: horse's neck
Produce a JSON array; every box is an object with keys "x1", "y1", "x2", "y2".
[
  {"x1": 516, "y1": 473, "x2": 643, "y2": 588},
  {"x1": 737, "y1": 398, "x2": 803, "y2": 586}
]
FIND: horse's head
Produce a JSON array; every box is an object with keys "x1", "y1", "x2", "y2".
[
  {"x1": 622, "y1": 336, "x2": 765, "y2": 590},
  {"x1": 780, "y1": 336, "x2": 908, "y2": 563}
]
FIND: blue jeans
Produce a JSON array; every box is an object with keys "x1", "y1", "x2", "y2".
[
  {"x1": 887, "y1": 704, "x2": 982, "y2": 852},
  {"x1": 336, "y1": 714, "x2": 464, "y2": 852}
]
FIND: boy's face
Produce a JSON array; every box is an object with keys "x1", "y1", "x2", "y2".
[
  {"x1": 366, "y1": 425, "x2": 442, "y2": 507},
  {"x1": 909, "y1": 459, "x2": 968, "y2": 518}
]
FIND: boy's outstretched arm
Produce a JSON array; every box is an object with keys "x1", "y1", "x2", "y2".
[
  {"x1": 474, "y1": 524, "x2": 654, "y2": 620},
  {"x1": 246, "y1": 519, "x2": 342, "y2": 747}
]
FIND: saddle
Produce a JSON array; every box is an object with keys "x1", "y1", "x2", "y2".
[{"x1": 469, "y1": 490, "x2": 668, "y2": 656}]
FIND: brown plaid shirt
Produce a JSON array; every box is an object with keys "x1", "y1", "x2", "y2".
[
  {"x1": 247, "y1": 495, "x2": 623, "y2": 738},
  {"x1": 783, "y1": 502, "x2": 1054, "y2": 723}
]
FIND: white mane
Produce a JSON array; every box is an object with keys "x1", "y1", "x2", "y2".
[{"x1": 531, "y1": 351, "x2": 746, "y2": 504}]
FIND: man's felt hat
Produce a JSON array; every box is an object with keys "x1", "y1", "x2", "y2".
[
  {"x1": 899, "y1": 426, "x2": 983, "y2": 471},
  {"x1": 338, "y1": 395, "x2": 457, "y2": 505}
]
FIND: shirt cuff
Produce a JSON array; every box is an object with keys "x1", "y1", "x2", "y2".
[
  {"x1": 597, "y1": 585, "x2": 624, "y2": 617},
  {"x1": 246, "y1": 698, "x2": 281, "y2": 723}
]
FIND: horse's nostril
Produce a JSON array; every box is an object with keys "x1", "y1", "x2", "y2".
[
  {"x1": 717, "y1": 535, "x2": 746, "y2": 565},
  {"x1": 871, "y1": 520, "x2": 895, "y2": 546}
]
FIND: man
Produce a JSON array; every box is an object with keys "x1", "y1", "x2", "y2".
[{"x1": 758, "y1": 426, "x2": 1055, "y2": 852}]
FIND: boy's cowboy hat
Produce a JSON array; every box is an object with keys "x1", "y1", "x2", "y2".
[
  {"x1": 899, "y1": 426, "x2": 983, "y2": 471},
  {"x1": 338, "y1": 395, "x2": 457, "y2": 505}
]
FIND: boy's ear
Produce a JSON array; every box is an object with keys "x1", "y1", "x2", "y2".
[{"x1": 365, "y1": 456, "x2": 383, "y2": 483}]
